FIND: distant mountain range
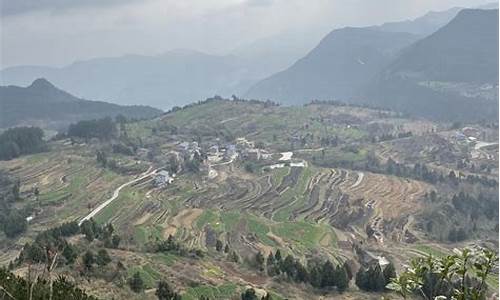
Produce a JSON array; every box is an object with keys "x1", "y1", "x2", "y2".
[
  {"x1": 0, "y1": 50, "x2": 266, "y2": 110},
  {"x1": 246, "y1": 8, "x2": 499, "y2": 121},
  {"x1": 245, "y1": 28, "x2": 419, "y2": 105},
  {"x1": 364, "y1": 9, "x2": 499, "y2": 120},
  {"x1": 0, "y1": 78, "x2": 162, "y2": 130},
  {"x1": 1, "y1": 4, "x2": 498, "y2": 121}
]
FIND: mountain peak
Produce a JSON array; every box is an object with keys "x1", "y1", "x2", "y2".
[{"x1": 29, "y1": 78, "x2": 55, "y2": 89}]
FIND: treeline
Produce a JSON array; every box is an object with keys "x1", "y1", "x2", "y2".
[
  {"x1": 0, "y1": 268, "x2": 98, "y2": 300},
  {"x1": 0, "y1": 172, "x2": 29, "y2": 238},
  {"x1": 67, "y1": 117, "x2": 117, "y2": 141},
  {"x1": 0, "y1": 126, "x2": 47, "y2": 160},
  {"x1": 355, "y1": 262, "x2": 396, "y2": 292},
  {"x1": 151, "y1": 234, "x2": 204, "y2": 258},
  {"x1": 166, "y1": 95, "x2": 279, "y2": 115},
  {"x1": 17, "y1": 219, "x2": 120, "y2": 266},
  {"x1": 252, "y1": 249, "x2": 351, "y2": 292},
  {"x1": 421, "y1": 188, "x2": 498, "y2": 242}
]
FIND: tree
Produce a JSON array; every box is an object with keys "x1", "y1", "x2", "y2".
[
  {"x1": 255, "y1": 251, "x2": 265, "y2": 271},
  {"x1": 215, "y1": 239, "x2": 223, "y2": 252},
  {"x1": 336, "y1": 265, "x2": 349, "y2": 292},
  {"x1": 274, "y1": 249, "x2": 282, "y2": 263},
  {"x1": 2, "y1": 211, "x2": 27, "y2": 238},
  {"x1": 82, "y1": 251, "x2": 95, "y2": 271},
  {"x1": 96, "y1": 249, "x2": 111, "y2": 266},
  {"x1": 111, "y1": 234, "x2": 121, "y2": 248},
  {"x1": 343, "y1": 261, "x2": 353, "y2": 280},
  {"x1": 282, "y1": 255, "x2": 296, "y2": 278},
  {"x1": 241, "y1": 288, "x2": 258, "y2": 300},
  {"x1": 266, "y1": 252, "x2": 279, "y2": 276},
  {"x1": 321, "y1": 260, "x2": 336, "y2": 288},
  {"x1": 388, "y1": 247, "x2": 498, "y2": 300},
  {"x1": 229, "y1": 250, "x2": 239, "y2": 263},
  {"x1": 224, "y1": 244, "x2": 230, "y2": 253},
  {"x1": 80, "y1": 220, "x2": 95, "y2": 242},
  {"x1": 155, "y1": 280, "x2": 180, "y2": 300},
  {"x1": 383, "y1": 262, "x2": 397, "y2": 286},
  {"x1": 62, "y1": 244, "x2": 78, "y2": 264},
  {"x1": 129, "y1": 271, "x2": 145, "y2": 293}
]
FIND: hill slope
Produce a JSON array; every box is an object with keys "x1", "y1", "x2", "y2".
[
  {"x1": 0, "y1": 78, "x2": 162, "y2": 130},
  {"x1": 245, "y1": 28, "x2": 418, "y2": 104},
  {"x1": 364, "y1": 9, "x2": 499, "y2": 121}
]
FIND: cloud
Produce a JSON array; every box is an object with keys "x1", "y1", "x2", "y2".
[
  {"x1": 1, "y1": 0, "x2": 494, "y2": 67},
  {"x1": 0, "y1": 0, "x2": 142, "y2": 17}
]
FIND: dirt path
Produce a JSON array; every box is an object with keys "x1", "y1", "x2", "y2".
[
  {"x1": 350, "y1": 172, "x2": 364, "y2": 188},
  {"x1": 79, "y1": 167, "x2": 156, "y2": 225}
]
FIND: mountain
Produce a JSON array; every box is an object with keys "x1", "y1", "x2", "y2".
[
  {"x1": 364, "y1": 9, "x2": 499, "y2": 121},
  {"x1": 372, "y1": 7, "x2": 462, "y2": 35},
  {"x1": 0, "y1": 78, "x2": 162, "y2": 130},
  {"x1": 231, "y1": 29, "x2": 328, "y2": 77},
  {"x1": 245, "y1": 28, "x2": 419, "y2": 104},
  {"x1": 0, "y1": 50, "x2": 265, "y2": 110}
]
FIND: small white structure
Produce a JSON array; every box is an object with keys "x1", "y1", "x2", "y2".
[{"x1": 154, "y1": 170, "x2": 173, "y2": 186}]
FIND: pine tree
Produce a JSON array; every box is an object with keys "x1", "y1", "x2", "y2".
[
  {"x1": 241, "y1": 288, "x2": 258, "y2": 300},
  {"x1": 255, "y1": 251, "x2": 265, "y2": 271},
  {"x1": 383, "y1": 262, "x2": 397, "y2": 287},
  {"x1": 129, "y1": 271, "x2": 144, "y2": 293},
  {"x1": 355, "y1": 268, "x2": 368, "y2": 290},
  {"x1": 321, "y1": 260, "x2": 336, "y2": 288},
  {"x1": 282, "y1": 255, "x2": 296, "y2": 278},
  {"x1": 274, "y1": 249, "x2": 282, "y2": 262},
  {"x1": 224, "y1": 244, "x2": 230, "y2": 253},
  {"x1": 336, "y1": 265, "x2": 349, "y2": 292},
  {"x1": 96, "y1": 249, "x2": 111, "y2": 266},
  {"x1": 62, "y1": 244, "x2": 77, "y2": 264},
  {"x1": 308, "y1": 265, "x2": 322, "y2": 288},
  {"x1": 215, "y1": 239, "x2": 223, "y2": 252},
  {"x1": 82, "y1": 250, "x2": 95, "y2": 271},
  {"x1": 156, "y1": 280, "x2": 180, "y2": 300},
  {"x1": 343, "y1": 261, "x2": 353, "y2": 280}
]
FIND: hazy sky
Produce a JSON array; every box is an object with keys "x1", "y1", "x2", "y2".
[{"x1": 0, "y1": 0, "x2": 494, "y2": 68}]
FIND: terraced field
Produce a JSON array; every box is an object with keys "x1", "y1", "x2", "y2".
[{"x1": 0, "y1": 142, "x2": 141, "y2": 264}]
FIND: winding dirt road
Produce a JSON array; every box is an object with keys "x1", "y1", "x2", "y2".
[{"x1": 78, "y1": 167, "x2": 157, "y2": 225}]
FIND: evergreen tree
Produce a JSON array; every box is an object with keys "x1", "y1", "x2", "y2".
[
  {"x1": 282, "y1": 255, "x2": 296, "y2": 278},
  {"x1": 112, "y1": 234, "x2": 121, "y2": 248},
  {"x1": 266, "y1": 252, "x2": 278, "y2": 276},
  {"x1": 255, "y1": 251, "x2": 265, "y2": 271},
  {"x1": 383, "y1": 262, "x2": 397, "y2": 287},
  {"x1": 308, "y1": 264, "x2": 322, "y2": 288},
  {"x1": 343, "y1": 261, "x2": 353, "y2": 280},
  {"x1": 336, "y1": 265, "x2": 349, "y2": 292},
  {"x1": 96, "y1": 249, "x2": 111, "y2": 266},
  {"x1": 224, "y1": 244, "x2": 230, "y2": 253},
  {"x1": 274, "y1": 249, "x2": 282, "y2": 262},
  {"x1": 62, "y1": 244, "x2": 78, "y2": 264},
  {"x1": 241, "y1": 288, "x2": 258, "y2": 300},
  {"x1": 321, "y1": 260, "x2": 336, "y2": 288},
  {"x1": 82, "y1": 250, "x2": 95, "y2": 271},
  {"x1": 215, "y1": 239, "x2": 223, "y2": 252},
  {"x1": 129, "y1": 271, "x2": 145, "y2": 293},
  {"x1": 156, "y1": 280, "x2": 180, "y2": 300}
]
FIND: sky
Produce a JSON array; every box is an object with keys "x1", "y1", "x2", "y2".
[{"x1": 0, "y1": 0, "x2": 495, "y2": 68}]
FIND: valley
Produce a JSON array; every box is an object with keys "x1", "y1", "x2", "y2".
[{"x1": 1, "y1": 99, "x2": 497, "y2": 299}]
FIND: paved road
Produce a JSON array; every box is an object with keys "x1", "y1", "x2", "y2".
[{"x1": 78, "y1": 167, "x2": 157, "y2": 225}]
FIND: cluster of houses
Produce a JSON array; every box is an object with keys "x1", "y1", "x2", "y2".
[
  {"x1": 454, "y1": 127, "x2": 482, "y2": 143},
  {"x1": 154, "y1": 170, "x2": 174, "y2": 187},
  {"x1": 153, "y1": 137, "x2": 276, "y2": 187}
]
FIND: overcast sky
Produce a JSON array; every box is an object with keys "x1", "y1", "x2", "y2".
[{"x1": 0, "y1": 0, "x2": 494, "y2": 68}]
